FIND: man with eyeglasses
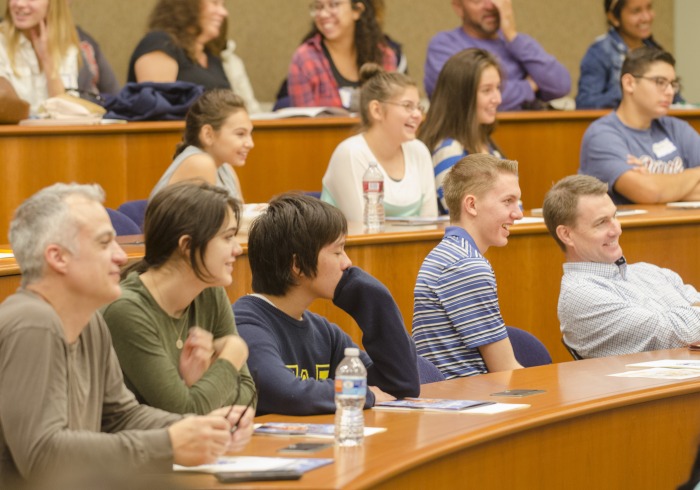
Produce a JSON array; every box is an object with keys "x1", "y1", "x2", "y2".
[
  {"x1": 424, "y1": 0, "x2": 570, "y2": 110},
  {"x1": 580, "y1": 47, "x2": 700, "y2": 204}
]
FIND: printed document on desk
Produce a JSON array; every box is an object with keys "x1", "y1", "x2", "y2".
[
  {"x1": 250, "y1": 107, "x2": 350, "y2": 120},
  {"x1": 609, "y1": 368, "x2": 700, "y2": 380},
  {"x1": 626, "y1": 359, "x2": 700, "y2": 370},
  {"x1": 254, "y1": 422, "x2": 386, "y2": 438},
  {"x1": 174, "y1": 456, "x2": 333, "y2": 474}
]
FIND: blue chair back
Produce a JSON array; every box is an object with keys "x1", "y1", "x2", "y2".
[
  {"x1": 506, "y1": 326, "x2": 552, "y2": 367},
  {"x1": 117, "y1": 199, "x2": 148, "y2": 231},
  {"x1": 417, "y1": 354, "x2": 445, "y2": 384},
  {"x1": 106, "y1": 208, "x2": 141, "y2": 236}
]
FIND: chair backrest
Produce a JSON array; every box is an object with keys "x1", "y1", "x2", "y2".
[
  {"x1": 117, "y1": 199, "x2": 148, "y2": 231},
  {"x1": 416, "y1": 354, "x2": 445, "y2": 384},
  {"x1": 561, "y1": 337, "x2": 584, "y2": 361},
  {"x1": 506, "y1": 326, "x2": 552, "y2": 367},
  {"x1": 304, "y1": 191, "x2": 322, "y2": 200},
  {"x1": 106, "y1": 208, "x2": 141, "y2": 236}
]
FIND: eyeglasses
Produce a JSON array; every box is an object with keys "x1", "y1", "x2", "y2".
[
  {"x1": 224, "y1": 374, "x2": 258, "y2": 433},
  {"x1": 309, "y1": 0, "x2": 350, "y2": 17},
  {"x1": 381, "y1": 100, "x2": 426, "y2": 115},
  {"x1": 632, "y1": 75, "x2": 682, "y2": 94}
]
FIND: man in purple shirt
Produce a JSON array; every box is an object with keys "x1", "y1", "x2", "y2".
[{"x1": 424, "y1": 0, "x2": 571, "y2": 110}]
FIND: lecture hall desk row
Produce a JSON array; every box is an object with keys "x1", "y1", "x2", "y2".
[
  {"x1": 1, "y1": 204, "x2": 699, "y2": 363},
  {"x1": 1, "y1": 109, "x2": 700, "y2": 242},
  {"x1": 170, "y1": 348, "x2": 700, "y2": 489}
]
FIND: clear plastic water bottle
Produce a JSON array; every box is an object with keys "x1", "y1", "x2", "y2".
[
  {"x1": 334, "y1": 347, "x2": 366, "y2": 446},
  {"x1": 362, "y1": 161, "x2": 385, "y2": 232}
]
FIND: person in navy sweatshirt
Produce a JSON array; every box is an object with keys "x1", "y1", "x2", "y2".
[{"x1": 234, "y1": 193, "x2": 419, "y2": 415}]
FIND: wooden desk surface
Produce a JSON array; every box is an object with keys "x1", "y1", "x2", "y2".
[
  {"x1": 2, "y1": 205, "x2": 700, "y2": 364},
  {"x1": 2, "y1": 109, "x2": 700, "y2": 241},
  {"x1": 173, "y1": 348, "x2": 700, "y2": 490}
]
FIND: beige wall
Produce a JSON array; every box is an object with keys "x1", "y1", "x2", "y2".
[
  {"x1": 0, "y1": 0, "x2": 675, "y2": 104},
  {"x1": 675, "y1": 0, "x2": 699, "y2": 104}
]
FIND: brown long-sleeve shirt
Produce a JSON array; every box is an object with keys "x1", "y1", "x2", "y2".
[{"x1": 0, "y1": 290, "x2": 182, "y2": 487}]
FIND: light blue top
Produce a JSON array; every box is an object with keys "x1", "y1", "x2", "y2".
[{"x1": 149, "y1": 145, "x2": 241, "y2": 201}]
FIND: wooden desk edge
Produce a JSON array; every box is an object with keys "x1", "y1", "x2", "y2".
[{"x1": 347, "y1": 372, "x2": 700, "y2": 489}]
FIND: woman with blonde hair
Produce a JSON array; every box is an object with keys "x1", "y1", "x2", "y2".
[
  {"x1": 128, "y1": 0, "x2": 230, "y2": 90},
  {"x1": 418, "y1": 49, "x2": 504, "y2": 214},
  {"x1": 0, "y1": 0, "x2": 80, "y2": 113},
  {"x1": 321, "y1": 63, "x2": 437, "y2": 221}
]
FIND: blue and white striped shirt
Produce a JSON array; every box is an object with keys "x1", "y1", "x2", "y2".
[{"x1": 412, "y1": 227, "x2": 508, "y2": 378}]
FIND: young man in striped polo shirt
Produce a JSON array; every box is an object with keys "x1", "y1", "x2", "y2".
[{"x1": 412, "y1": 153, "x2": 523, "y2": 378}]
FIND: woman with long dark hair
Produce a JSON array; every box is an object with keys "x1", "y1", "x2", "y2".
[
  {"x1": 287, "y1": 0, "x2": 396, "y2": 110},
  {"x1": 418, "y1": 49, "x2": 503, "y2": 214}
]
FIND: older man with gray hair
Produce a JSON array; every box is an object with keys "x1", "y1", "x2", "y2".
[
  {"x1": 0, "y1": 183, "x2": 253, "y2": 488},
  {"x1": 543, "y1": 174, "x2": 700, "y2": 358}
]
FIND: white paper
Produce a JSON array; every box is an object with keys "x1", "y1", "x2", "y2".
[
  {"x1": 667, "y1": 201, "x2": 700, "y2": 209},
  {"x1": 386, "y1": 216, "x2": 449, "y2": 226},
  {"x1": 514, "y1": 217, "x2": 544, "y2": 225},
  {"x1": 609, "y1": 368, "x2": 700, "y2": 380},
  {"x1": 615, "y1": 209, "x2": 648, "y2": 217},
  {"x1": 463, "y1": 403, "x2": 530, "y2": 414},
  {"x1": 174, "y1": 456, "x2": 300, "y2": 473},
  {"x1": 626, "y1": 359, "x2": 700, "y2": 370},
  {"x1": 253, "y1": 423, "x2": 386, "y2": 439}
]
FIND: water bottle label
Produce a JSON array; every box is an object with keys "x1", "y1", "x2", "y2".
[
  {"x1": 335, "y1": 377, "x2": 367, "y2": 396},
  {"x1": 363, "y1": 181, "x2": 383, "y2": 193}
]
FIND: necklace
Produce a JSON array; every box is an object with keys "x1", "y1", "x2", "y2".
[
  {"x1": 143, "y1": 273, "x2": 188, "y2": 349},
  {"x1": 172, "y1": 316, "x2": 187, "y2": 350}
]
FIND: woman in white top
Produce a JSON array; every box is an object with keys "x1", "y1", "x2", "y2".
[
  {"x1": 0, "y1": 0, "x2": 79, "y2": 114},
  {"x1": 150, "y1": 88, "x2": 254, "y2": 202},
  {"x1": 321, "y1": 63, "x2": 437, "y2": 222}
]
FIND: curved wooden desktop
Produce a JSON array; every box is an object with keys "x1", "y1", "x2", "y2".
[
  {"x1": 2, "y1": 109, "x2": 700, "y2": 241},
  {"x1": 2, "y1": 205, "x2": 700, "y2": 363},
  {"x1": 174, "y1": 348, "x2": 700, "y2": 489}
]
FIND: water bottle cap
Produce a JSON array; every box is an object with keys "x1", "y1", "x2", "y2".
[{"x1": 344, "y1": 347, "x2": 360, "y2": 357}]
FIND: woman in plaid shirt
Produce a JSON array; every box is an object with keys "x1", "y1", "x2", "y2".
[{"x1": 287, "y1": 0, "x2": 397, "y2": 110}]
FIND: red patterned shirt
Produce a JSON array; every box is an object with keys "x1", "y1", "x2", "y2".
[{"x1": 287, "y1": 33, "x2": 397, "y2": 108}]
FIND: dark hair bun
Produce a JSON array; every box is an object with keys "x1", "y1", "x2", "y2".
[{"x1": 359, "y1": 62, "x2": 384, "y2": 86}]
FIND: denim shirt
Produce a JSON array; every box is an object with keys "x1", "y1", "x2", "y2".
[{"x1": 575, "y1": 28, "x2": 680, "y2": 109}]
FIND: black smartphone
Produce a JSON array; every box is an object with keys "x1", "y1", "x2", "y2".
[
  {"x1": 277, "y1": 442, "x2": 334, "y2": 453},
  {"x1": 215, "y1": 469, "x2": 302, "y2": 483},
  {"x1": 490, "y1": 389, "x2": 546, "y2": 397}
]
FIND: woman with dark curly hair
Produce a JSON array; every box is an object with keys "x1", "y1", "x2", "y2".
[
  {"x1": 287, "y1": 0, "x2": 396, "y2": 110},
  {"x1": 127, "y1": 0, "x2": 230, "y2": 90}
]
